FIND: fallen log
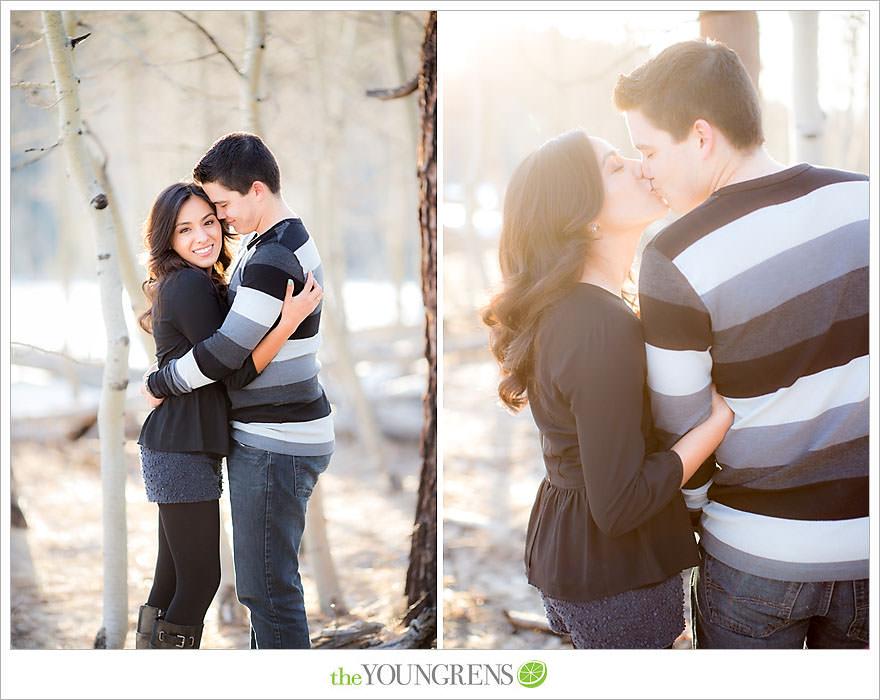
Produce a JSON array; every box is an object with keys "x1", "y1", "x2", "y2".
[
  {"x1": 311, "y1": 619, "x2": 386, "y2": 649},
  {"x1": 375, "y1": 607, "x2": 435, "y2": 649}
]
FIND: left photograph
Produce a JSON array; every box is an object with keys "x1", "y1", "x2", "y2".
[{"x1": 8, "y1": 9, "x2": 436, "y2": 650}]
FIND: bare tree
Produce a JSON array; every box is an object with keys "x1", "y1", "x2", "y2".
[
  {"x1": 790, "y1": 11, "x2": 825, "y2": 164},
  {"x1": 309, "y1": 13, "x2": 396, "y2": 492},
  {"x1": 304, "y1": 488, "x2": 346, "y2": 617},
  {"x1": 403, "y1": 11, "x2": 437, "y2": 645},
  {"x1": 698, "y1": 10, "x2": 760, "y2": 91},
  {"x1": 42, "y1": 9, "x2": 130, "y2": 649},
  {"x1": 86, "y1": 130, "x2": 155, "y2": 360},
  {"x1": 176, "y1": 10, "x2": 266, "y2": 134},
  {"x1": 364, "y1": 9, "x2": 436, "y2": 651},
  {"x1": 241, "y1": 10, "x2": 266, "y2": 134}
]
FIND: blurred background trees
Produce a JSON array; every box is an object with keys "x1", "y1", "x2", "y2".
[
  {"x1": 11, "y1": 9, "x2": 425, "y2": 324},
  {"x1": 441, "y1": 9, "x2": 869, "y2": 330}
]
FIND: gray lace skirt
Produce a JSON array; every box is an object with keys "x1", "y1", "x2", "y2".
[
  {"x1": 140, "y1": 446, "x2": 223, "y2": 504},
  {"x1": 540, "y1": 573, "x2": 686, "y2": 649}
]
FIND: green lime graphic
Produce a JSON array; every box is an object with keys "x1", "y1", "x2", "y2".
[{"x1": 517, "y1": 660, "x2": 547, "y2": 689}]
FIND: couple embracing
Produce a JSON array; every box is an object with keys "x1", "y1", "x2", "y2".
[
  {"x1": 485, "y1": 40, "x2": 868, "y2": 649},
  {"x1": 134, "y1": 132, "x2": 332, "y2": 649}
]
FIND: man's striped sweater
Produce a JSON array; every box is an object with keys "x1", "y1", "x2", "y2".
[
  {"x1": 639, "y1": 163, "x2": 868, "y2": 582},
  {"x1": 148, "y1": 218, "x2": 334, "y2": 457}
]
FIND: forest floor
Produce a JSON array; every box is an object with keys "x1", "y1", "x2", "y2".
[
  {"x1": 441, "y1": 319, "x2": 692, "y2": 650},
  {"x1": 9, "y1": 378, "x2": 423, "y2": 651}
]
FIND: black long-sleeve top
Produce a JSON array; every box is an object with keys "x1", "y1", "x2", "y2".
[
  {"x1": 524, "y1": 283, "x2": 698, "y2": 602},
  {"x1": 138, "y1": 267, "x2": 258, "y2": 455}
]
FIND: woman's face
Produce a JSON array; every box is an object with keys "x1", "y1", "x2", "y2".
[
  {"x1": 170, "y1": 196, "x2": 223, "y2": 268},
  {"x1": 589, "y1": 136, "x2": 669, "y2": 232}
]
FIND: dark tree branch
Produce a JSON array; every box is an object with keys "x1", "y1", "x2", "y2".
[
  {"x1": 75, "y1": 20, "x2": 222, "y2": 99},
  {"x1": 166, "y1": 50, "x2": 228, "y2": 65},
  {"x1": 13, "y1": 140, "x2": 61, "y2": 170},
  {"x1": 70, "y1": 32, "x2": 91, "y2": 49},
  {"x1": 175, "y1": 11, "x2": 243, "y2": 77},
  {"x1": 376, "y1": 607, "x2": 435, "y2": 649},
  {"x1": 366, "y1": 75, "x2": 418, "y2": 101}
]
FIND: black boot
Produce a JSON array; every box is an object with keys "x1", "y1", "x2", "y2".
[
  {"x1": 150, "y1": 618, "x2": 203, "y2": 649},
  {"x1": 135, "y1": 604, "x2": 164, "y2": 649}
]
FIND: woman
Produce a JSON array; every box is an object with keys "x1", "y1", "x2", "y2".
[
  {"x1": 482, "y1": 130, "x2": 733, "y2": 649},
  {"x1": 134, "y1": 182, "x2": 322, "y2": 649}
]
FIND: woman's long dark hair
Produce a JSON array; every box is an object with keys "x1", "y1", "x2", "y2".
[
  {"x1": 138, "y1": 183, "x2": 236, "y2": 333},
  {"x1": 481, "y1": 130, "x2": 604, "y2": 412}
]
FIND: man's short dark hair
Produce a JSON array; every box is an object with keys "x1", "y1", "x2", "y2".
[
  {"x1": 193, "y1": 132, "x2": 281, "y2": 195},
  {"x1": 613, "y1": 39, "x2": 764, "y2": 150}
]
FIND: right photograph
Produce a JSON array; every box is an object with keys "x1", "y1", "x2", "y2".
[{"x1": 441, "y1": 10, "x2": 869, "y2": 650}]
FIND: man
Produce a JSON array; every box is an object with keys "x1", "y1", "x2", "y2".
[
  {"x1": 613, "y1": 40, "x2": 868, "y2": 648},
  {"x1": 145, "y1": 132, "x2": 334, "y2": 648}
]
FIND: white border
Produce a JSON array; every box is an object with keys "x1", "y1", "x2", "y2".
[
  {"x1": 435, "y1": 7, "x2": 445, "y2": 652},
  {"x1": 3, "y1": 3, "x2": 879, "y2": 700}
]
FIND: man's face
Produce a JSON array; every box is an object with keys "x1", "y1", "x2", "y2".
[
  {"x1": 589, "y1": 136, "x2": 669, "y2": 231},
  {"x1": 624, "y1": 109, "x2": 709, "y2": 215},
  {"x1": 201, "y1": 181, "x2": 259, "y2": 235}
]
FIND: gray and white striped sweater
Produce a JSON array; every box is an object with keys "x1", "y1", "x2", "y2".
[{"x1": 639, "y1": 163, "x2": 868, "y2": 582}]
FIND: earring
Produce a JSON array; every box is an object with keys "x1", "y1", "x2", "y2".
[{"x1": 588, "y1": 223, "x2": 599, "y2": 234}]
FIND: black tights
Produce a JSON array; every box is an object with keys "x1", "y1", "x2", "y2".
[{"x1": 146, "y1": 500, "x2": 221, "y2": 626}]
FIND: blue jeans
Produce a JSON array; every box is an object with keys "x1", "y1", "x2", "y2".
[
  {"x1": 692, "y1": 548, "x2": 869, "y2": 649},
  {"x1": 227, "y1": 439, "x2": 330, "y2": 649}
]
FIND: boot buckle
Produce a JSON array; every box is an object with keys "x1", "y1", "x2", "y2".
[{"x1": 157, "y1": 630, "x2": 193, "y2": 648}]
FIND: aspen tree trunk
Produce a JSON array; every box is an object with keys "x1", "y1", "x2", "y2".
[
  {"x1": 90, "y1": 153, "x2": 155, "y2": 360},
  {"x1": 43, "y1": 10, "x2": 130, "y2": 649},
  {"x1": 790, "y1": 11, "x2": 825, "y2": 164},
  {"x1": 241, "y1": 10, "x2": 265, "y2": 134},
  {"x1": 216, "y1": 496, "x2": 247, "y2": 624},
  {"x1": 835, "y1": 15, "x2": 862, "y2": 170},
  {"x1": 61, "y1": 9, "x2": 78, "y2": 37},
  {"x1": 61, "y1": 10, "x2": 152, "y2": 359},
  {"x1": 309, "y1": 14, "x2": 396, "y2": 491},
  {"x1": 403, "y1": 11, "x2": 437, "y2": 643},
  {"x1": 304, "y1": 485, "x2": 346, "y2": 616},
  {"x1": 698, "y1": 10, "x2": 760, "y2": 91}
]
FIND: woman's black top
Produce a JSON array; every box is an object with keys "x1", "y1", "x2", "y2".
[
  {"x1": 138, "y1": 267, "x2": 258, "y2": 456},
  {"x1": 524, "y1": 283, "x2": 698, "y2": 602}
]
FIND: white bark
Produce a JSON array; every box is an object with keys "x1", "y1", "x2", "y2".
[
  {"x1": 304, "y1": 484, "x2": 347, "y2": 616},
  {"x1": 215, "y1": 490, "x2": 248, "y2": 625},
  {"x1": 310, "y1": 14, "x2": 395, "y2": 491},
  {"x1": 241, "y1": 10, "x2": 266, "y2": 134},
  {"x1": 790, "y1": 11, "x2": 825, "y2": 164},
  {"x1": 42, "y1": 10, "x2": 130, "y2": 649},
  {"x1": 89, "y1": 150, "x2": 156, "y2": 360}
]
